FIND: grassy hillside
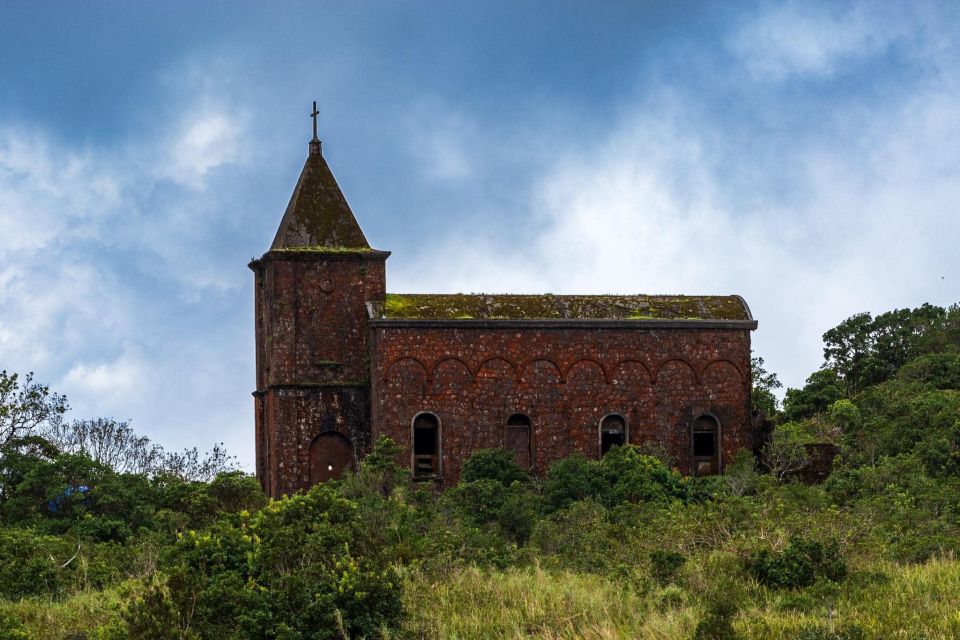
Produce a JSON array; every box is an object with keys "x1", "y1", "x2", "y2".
[{"x1": 1, "y1": 302, "x2": 958, "y2": 639}]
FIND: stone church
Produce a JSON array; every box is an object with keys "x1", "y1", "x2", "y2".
[{"x1": 250, "y1": 127, "x2": 758, "y2": 498}]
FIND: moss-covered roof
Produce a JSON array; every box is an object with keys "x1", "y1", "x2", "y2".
[
  {"x1": 270, "y1": 146, "x2": 371, "y2": 250},
  {"x1": 376, "y1": 293, "x2": 751, "y2": 321}
]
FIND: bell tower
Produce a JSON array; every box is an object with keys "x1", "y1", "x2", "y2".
[{"x1": 250, "y1": 106, "x2": 389, "y2": 497}]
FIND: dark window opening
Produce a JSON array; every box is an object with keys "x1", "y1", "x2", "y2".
[
  {"x1": 506, "y1": 414, "x2": 532, "y2": 468},
  {"x1": 692, "y1": 431, "x2": 716, "y2": 457},
  {"x1": 600, "y1": 414, "x2": 627, "y2": 456},
  {"x1": 413, "y1": 413, "x2": 440, "y2": 477}
]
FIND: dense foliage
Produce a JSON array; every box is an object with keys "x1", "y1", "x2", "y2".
[{"x1": 2, "y1": 300, "x2": 960, "y2": 638}]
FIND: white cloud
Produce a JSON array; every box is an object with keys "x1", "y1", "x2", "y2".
[
  {"x1": 729, "y1": 1, "x2": 912, "y2": 80},
  {"x1": 392, "y1": 44, "x2": 960, "y2": 394},
  {"x1": 62, "y1": 347, "x2": 146, "y2": 403}
]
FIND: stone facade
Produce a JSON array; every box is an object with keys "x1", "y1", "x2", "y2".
[
  {"x1": 370, "y1": 323, "x2": 752, "y2": 484},
  {"x1": 251, "y1": 139, "x2": 758, "y2": 497}
]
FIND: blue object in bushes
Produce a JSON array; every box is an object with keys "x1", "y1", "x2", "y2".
[{"x1": 47, "y1": 485, "x2": 90, "y2": 513}]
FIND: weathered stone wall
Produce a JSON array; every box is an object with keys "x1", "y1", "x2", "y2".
[
  {"x1": 370, "y1": 323, "x2": 753, "y2": 485},
  {"x1": 251, "y1": 251, "x2": 386, "y2": 496}
]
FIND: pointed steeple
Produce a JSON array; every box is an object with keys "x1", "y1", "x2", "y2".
[{"x1": 270, "y1": 105, "x2": 371, "y2": 250}]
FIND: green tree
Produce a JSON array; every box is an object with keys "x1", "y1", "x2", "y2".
[
  {"x1": 822, "y1": 304, "x2": 953, "y2": 394},
  {"x1": 751, "y1": 354, "x2": 783, "y2": 418},
  {"x1": 761, "y1": 422, "x2": 813, "y2": 481},
  {"x1": 783, "y1": 369, "x2": 844, "y2": 421}
]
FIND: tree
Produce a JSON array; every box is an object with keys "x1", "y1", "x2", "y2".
[
  {"x1": 751, "y1": 354, "x2": 782, "y2": 418},
  {"x1": 822, "y1": 304, "x2": 952, "y2": 394},
  {"x1": 761, "y1": 422, "x2": 812, "y2": 481},
  {"x1": 0, "y1": 370, "x2": 68, "y2": 446},
  {"x1": 43, "y1": 417, "x2": 164, "y2": 475},
  {"x1": 783, "y1": 369, "x2": 844, "y2": 421},
  {"x1": 159, "y1": 443, "x2": 238, "y2": 482}
]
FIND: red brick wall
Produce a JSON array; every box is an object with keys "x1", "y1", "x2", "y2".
[
  {"x1": 251, "y1": 251, "x2": 386, "y2": 496},
  {"x1": 370, "y1": 324, "x2": 752, "y2": 484}
]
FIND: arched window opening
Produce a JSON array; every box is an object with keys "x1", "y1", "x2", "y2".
[
  {"x1": 692, "y1": 415, "x2": 719, "y2": 475},
  {"x1": 309, "y1": 432, "x2": 354, "y2": 484},
  {"x1": 506, "y1": 414, "x2": 532, "y2": 468},
  {"x1": 600, "y1": 414, "x2": 627, "y2": 456},
  {"x1": 412, "y1": 413, "x2": 440, "y2": 477}
]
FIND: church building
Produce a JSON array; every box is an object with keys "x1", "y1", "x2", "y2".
[{"x1": 250, "y1": 122, "x2": 758, "y2": 498}]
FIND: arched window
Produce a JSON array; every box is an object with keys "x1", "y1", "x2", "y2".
[
  {"x1": 692, "y1": 415, "x2": 720, "y2": 475},
  {"x1": 600, "y1": 413, "x2": 627, "y2": 456},
  {"x1": 412, "y1": 413, "x2": 440, "y2": 477},
  {"x1": 505, "y1": 414, "x2": 532, "y2": 468}
]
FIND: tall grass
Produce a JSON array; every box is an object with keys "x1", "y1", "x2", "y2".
[
  {"x1": 0, "y1": 582, "x2": 129, "y2": 640},
  {"x1": 399, "y1": 559, "x2": 960, "y2": 640},
  {"x1": 400, "y1": 564, "x2": 696, "y2": 640}
]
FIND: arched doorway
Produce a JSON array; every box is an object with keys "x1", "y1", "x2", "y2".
[
  {"x1": 309, "y1": 432, "x2": 355, "y2": 484},
  {"x1": 412, "y1": 412, "x2": 441, "y2": 478},
  {"x1": 506, "y1": 413, "x2": 532, "y2": 468}
]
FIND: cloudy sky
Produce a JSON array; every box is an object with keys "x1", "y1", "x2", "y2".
[{"x1": 1, "y1": 1, "x2": 957, "y2": 468}]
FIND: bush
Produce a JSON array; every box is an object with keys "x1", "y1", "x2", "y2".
[
  {"x1": 444, "y1": 478, "x2": 538, "y2": 545},
  {"x1": 0, "y1": 528, "x2": 72, "y2": 599},
  {"x1": 542, "y1": 447, "x2": 685, "y2": 512},
  {"x1": 749, "y1": 537, "x2": 847, "y2": 589},
  {"x1": 459, "y1": 448, "x2": 529, "y2": 486},
  {"x1": 649, "y1": 549, "x2": 685, "y2": 586},
  {"x1": 124, "y1": 483, "x2": 403, "y2": 640},
  {"x1": 0, "y1": 610, "x2": 29, "y2": 640}
]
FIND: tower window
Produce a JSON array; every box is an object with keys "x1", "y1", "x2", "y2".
[
  {"x1": 412, "y1": 413, "x2": 440, "y2": 477},
  {"x1": 506, "y1": 414, "x2": 532, "y2": 468},
  {"x1": 600, "y1": 414, "x2": 627, "y2": 456}
]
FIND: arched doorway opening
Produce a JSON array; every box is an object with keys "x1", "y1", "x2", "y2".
[
  {"x1": 600, "y1": 413, "x2": 627, "y2": 456},
  {"x1": 506, "y1": 413, "x2": 532, "y2": 468},
  {"x1": 309, "y1": 432, "x2": 355, "y2": 484},
  {"x1": 692, "y1": 415, "x2": 720, "y2": 475}
]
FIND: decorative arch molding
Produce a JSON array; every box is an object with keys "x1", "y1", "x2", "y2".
[
  {"x1": 654, "y1": 358, "x2": 700, "y2": 385},
  {"x1": 610, "y1": 359, "x2": 654, "y2": 385},
  {"x1": 383, "y1": 357, "x2": 430, "y2": 383},
  {"x1": 430, "y1": 356, "x2": 473, "y2": 377},
  {"x1": 429, "y1": 357, "x2": 474, "y2": 394},
  {"x1": 563, "y1": 358, "x2": 610, "y2": 385},
  {"x1": 520, "y1": 358, "x2": 563, "y2": 384},
  {"x1": 701, "y1": 359, "x2": 745, "y2": 383}
]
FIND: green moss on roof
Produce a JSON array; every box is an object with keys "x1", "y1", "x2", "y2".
[
  {"x1": 271, "y1": 150, "x2": 371, "y2": 250},
  {"x1": 378, "y1": 293, "x2": 750, "y2": 321}
]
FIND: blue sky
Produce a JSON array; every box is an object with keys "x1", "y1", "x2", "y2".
[{"x1": 1, "y1": 1, "x2": 958, "y2": 468}]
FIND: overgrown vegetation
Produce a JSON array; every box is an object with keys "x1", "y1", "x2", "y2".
[{"x1": 2, "y1": 301, "x2": 960, "y2": 638}]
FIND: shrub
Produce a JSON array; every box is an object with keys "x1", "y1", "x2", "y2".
[
  {"x1": 542, "y1": 447, "x2": 684, "y2": 512},
  {"x1": 124, "y1": 483, "x2": 403, "y2": 640},
  {"x1": 0, "y1": 528, "x2": 71, "y2": 599},
  {"x1": 459, "y1": 448, "x2": 529, "y2": 486},
  {"x1": 542, "y1": 454, "x2": 603, "y2": 511},
  {"x1": 723, "y1": 449, "x2": 759, "y2": 497},
  {"x1": 649, "y1": 549, "x2": 685, "y2": 586},
  {"x1": 0, "y1": 610, "x2": 29, "y2": 640},
  {"x1": 749, "y1": 537, "x2": 847, "y2": 589}
]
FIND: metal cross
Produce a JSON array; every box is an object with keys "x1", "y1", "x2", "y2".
[{"x1": 310, "y1": 101, "x2": 319, "y2": 141}]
